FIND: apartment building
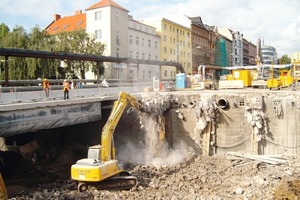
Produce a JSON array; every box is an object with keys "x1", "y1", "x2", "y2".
[
  {"x1": 140, "y1": 16, "x2": 192, "y2": 78},
  {"x1": 45, "y1": 0, "x2": 160, "y2": 80},
  {"x1": 247, "y1": 40, "x2": 257, "y2": 65},
  {"x1": 85, "y1": 0, "x2": 129, "y2": 79},
  {"x1": 45, "y1": 0, "x2": 257, "y2": 79},
  {"x1": 128, "y1": 15, "x2": 160, "y2": 80},
  {"x1": 204, "y1": 25, "x2": 218, "y2": 66},
  {"x1": 217, "y1": 28, "x2": 232, "y2": 67},
  {"x1": 189, "y1": 16, "x2": 210, "y2": 73},
  {"x1": 261, "y1": 45, "x2": 278, "y2": 65}
]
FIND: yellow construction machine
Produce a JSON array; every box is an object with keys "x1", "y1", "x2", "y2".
[
  {"x1": 71, "y1": 92, "x2": 144, "y2": 192},
  {"x1": 267, "y1": 66, "x2": 294, "y2": 89}
]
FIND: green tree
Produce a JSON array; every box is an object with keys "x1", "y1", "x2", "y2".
[
  {"x1": 0, "y1": 23, "x2": 105, "y2": 81},
  {"x1": 5, "y1": 26, "x2": 30, "y2": 79},
  {"x1": 278, "y1": 55, "x2": 291, "y2": 64},
  {"x1": 0, "y1": 23, "x2": 10, "y2": 46},
  {"x1": 52, "y1": 29, "x2": 105, "y2": 79},
  {"x1": 27, "y1": 26, "x2": 57, "y2": 79}
]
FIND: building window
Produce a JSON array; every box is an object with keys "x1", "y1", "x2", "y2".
[
  {"x1": 62, "y1": 24, "x2": 69, "y2": 30},
  {"x1": 116, "y1": 12, "x2": 119, "y2": 22},
  {"x1": 95, "y1": 30, "x2": 101, "y2": 39},
  {"x1": 136, "y1": 37, "x2": 139, "y2": 45},
  {"x1": 116, "y1": 48, "x2": 119, "y2": 57},
  {"x1": 129, "y1": 35, "x2": 132, "y2": 44},
  {"x1": 116, "y1": 32, "x2": 120, "y2": 45},
  {"x1": 155, "y1": 41, "x2": 158, "y2": 49},
  {"x1": 136, "y1": 52, "x2": 139, "y2": 59},
  {"x1": 148, "y1": 71, "x2": 152, "y2": 79},
  {"x1": 129, "y1": 51, "x2": 132, "y2": 58},
  {"x1": 164, "y1": 47, "x2": 167, "y2": 53},
  {"x1": 163, "y1": 23, "x2": 167, "y2": 30},
  {"x1": 163, "y1": 35, "x2": 167, "y2": 42},
  {"x1": 77, "y1": 21, "x2": 83, "y2": 26},
  {"x1": 142, "y1": 38, "x2": 144, "y2": 46},
  {"x1": 148, "y1": 54, "x2": 151, "y2": 60},
  {"x1": 148, "y1": 40, "x2": 151, "y2": 48},
  {"x1": 164, "y1": 70, "x2": 168, "y2": 77},
  {"x1": 95, "y1": 11, "x2": 101, "y2": 20}
]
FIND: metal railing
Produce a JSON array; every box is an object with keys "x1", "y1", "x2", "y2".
[{"x1": 0, "y1": 79, "x2": 176, "y2": 105}]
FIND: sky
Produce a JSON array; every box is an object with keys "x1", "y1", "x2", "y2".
[{"x1": 0, "y1": 0, "x2": 299, "y2": 58}]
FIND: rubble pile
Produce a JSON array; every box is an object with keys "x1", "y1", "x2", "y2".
[
  {"x1": 5, "y1": 93, "x2": 300, "y2": 199},
  {"x1": 7, "y1": 152, "x2": 300, "y2": 199}
]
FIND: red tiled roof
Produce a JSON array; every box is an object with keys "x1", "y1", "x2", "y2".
[
  {"x1": 86, "y1": 0, "x2": 128, "y2": 12},
  {"x1": 46, "y1": 13, "x2": 86, "y2": 35}
]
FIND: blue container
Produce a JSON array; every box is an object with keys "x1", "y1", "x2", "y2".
[{"x1": 176, "y1": 73, "x2": 186, "y2": 89}]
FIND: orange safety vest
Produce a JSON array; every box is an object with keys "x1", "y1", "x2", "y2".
[
  {"x1": 63, "y1": 81, "x2": 70, "y2": 91},
  {"x1": 43, "y1": 80, "x2": 50, "y2": 89}
]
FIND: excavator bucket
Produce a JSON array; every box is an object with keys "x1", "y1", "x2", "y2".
[
  {"x1": 158, "y1": 115, "x2": 166, "y2": 141},
  {"x1": 0, "y1": 173, "x2": 7, "y2": 200}
]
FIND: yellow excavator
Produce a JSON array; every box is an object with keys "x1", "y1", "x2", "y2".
[{"x1": 71, "y1": 92, "x2": 144, "y2": 192}]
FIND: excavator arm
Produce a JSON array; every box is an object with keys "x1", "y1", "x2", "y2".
[{"x1": 101, "y1": 92, "x2": 141, "y2": 161}]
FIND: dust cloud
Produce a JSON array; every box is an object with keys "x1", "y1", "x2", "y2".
[{"x1": 118, "y1": 112, "x2": 188, "y2": 168}]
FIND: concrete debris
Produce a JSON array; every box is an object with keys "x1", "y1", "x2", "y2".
[
  {"x1": 245, "y1": 96, "x2": 268, "y2": 142},
  {"x1": 140, "y1": 94, "x2": 172, "y2": 116},
  {"x1": 228, "y1": 152, "x2": 287, "y2": 165},
  {"x1": 7, "y1": 152, "x2": 300, "y2": 199},
  {"x1": 194, "y1": 95, "x2": 217, "y2": 132}
]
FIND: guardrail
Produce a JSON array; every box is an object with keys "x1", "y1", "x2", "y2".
[{"x1": 0, "y1": 80, "x2": 176, "y2": 105}]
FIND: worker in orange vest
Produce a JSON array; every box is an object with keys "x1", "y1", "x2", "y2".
[
  {"x1": 43, "y1": 78, "x2": 50, "y2": 98},
  {"x1": 63, "y1": 79, "x2": 70, "y2": 100}
]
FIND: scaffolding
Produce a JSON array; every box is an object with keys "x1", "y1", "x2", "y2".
[{"x1": 215, "y1": 38, "x2": 228, "y2": 75}]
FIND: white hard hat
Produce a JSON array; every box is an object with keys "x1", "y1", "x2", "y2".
[{"x1": 64, "y1": 79, "x2": 67, "y2": 82}]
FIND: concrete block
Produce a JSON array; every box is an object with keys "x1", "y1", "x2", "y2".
[
  {"x1": 144, "y1": 87, "x2": 153, "y2": 92},
  {"x1": 219, "y1": 80, "x2": 244, "y2": 89}
]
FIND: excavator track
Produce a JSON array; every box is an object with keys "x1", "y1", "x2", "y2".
[{"x1": 77, "y1": 173, "x2": 138, "y2": 192}]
